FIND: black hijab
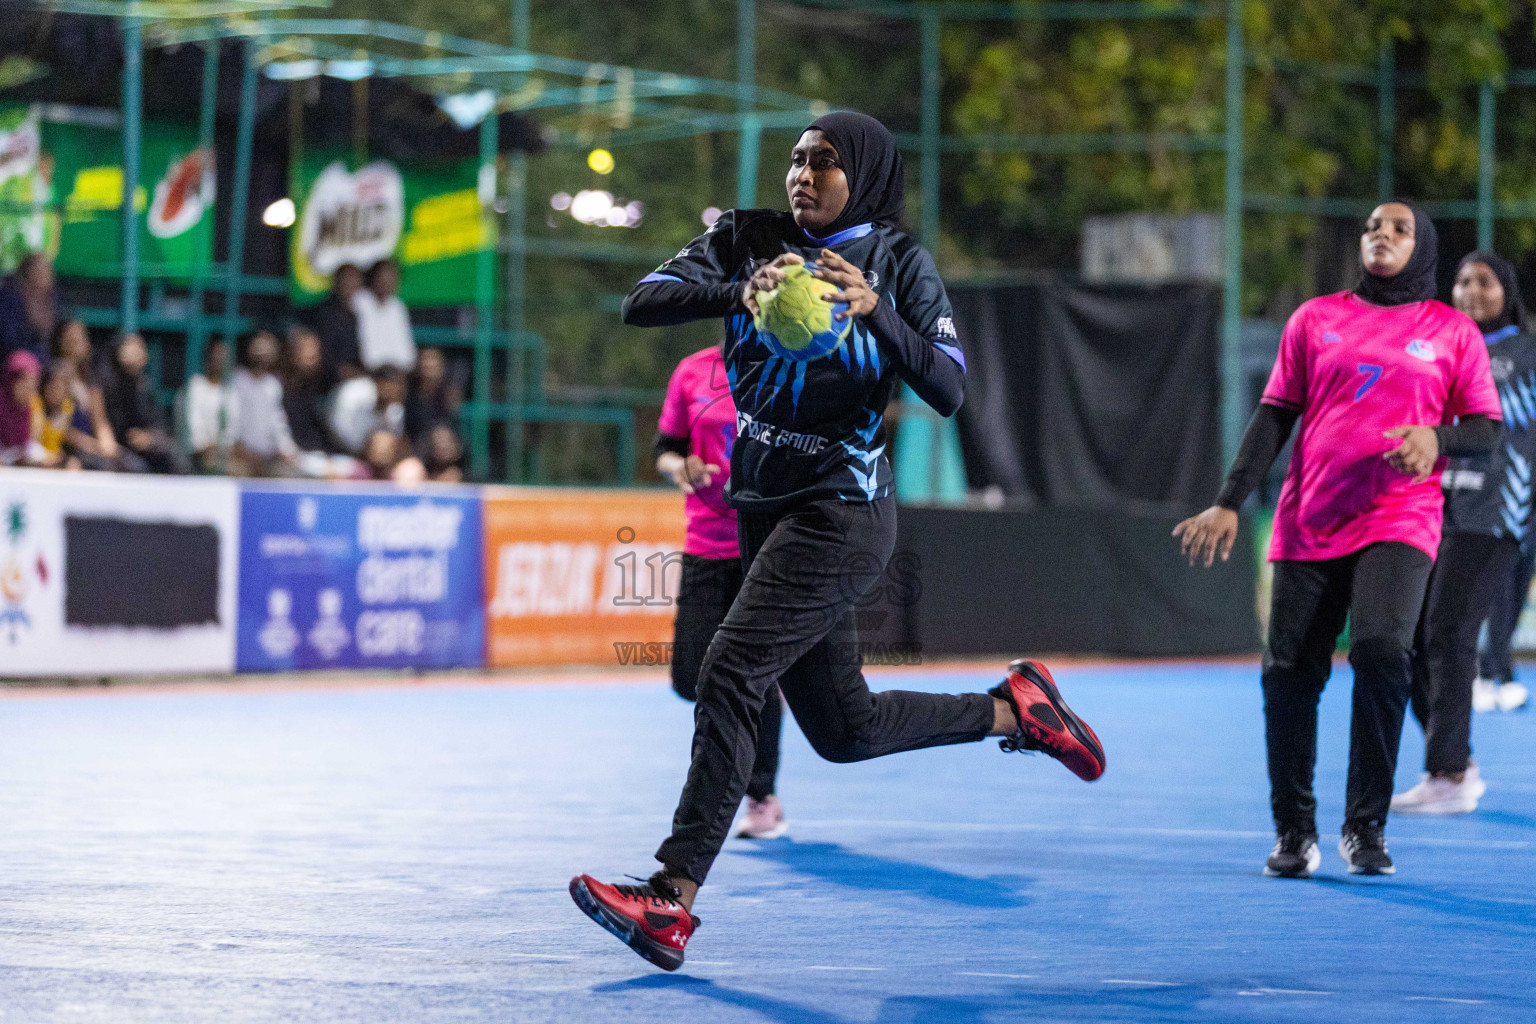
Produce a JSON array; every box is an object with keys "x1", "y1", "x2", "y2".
[
  {"x1": 804, "y1": 111, "x2": 904, "y2": 236},
  {"x1": 1354, "y1": 202, "x2": 1438, "y2": 307},
  {"x1": 1457, "y1": 251, "x2": 1526, "y2": 334}
]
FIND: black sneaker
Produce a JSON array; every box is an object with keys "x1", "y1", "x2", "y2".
[
  {"x1": 1264, "y1": 827, "x2": 1321, "y2": 878},
  {"x1": 1339, "y1": 822, "x2": 1395, "y2": 875}
]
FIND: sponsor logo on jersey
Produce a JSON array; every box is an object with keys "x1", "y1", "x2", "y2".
[
  {"x1": 864, "y1": 270, "x2": 880, "y2": 289},
  {"x1": 1406, "y1": 339, "x2": 1436, "y2": 362},
  {"x1": 935, "y1": 316, "x2": 957, "y2": 340},
  {"x1": 1321, "y1": 331, "x2": 1342, "y2": 344},
  {"x1": 1492, "y1": 355, "x2": 1515, "y2": 382}
]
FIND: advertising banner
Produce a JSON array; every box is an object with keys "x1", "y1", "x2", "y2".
[
  {"x1": 0, "y1": 105, "x2": 216, "y2": 278},
  {"x1": 0, "y1": 107, "x2": 51, "y2": 272},
  {"x1": 483, "y1": 488, "x2": 687, "y2": 668},
  {"x1": 0, "y1": 468, "x2": 239, "y2": 676},
  {"x1": 290, "y1": 150, "x2": 491, "y2": 307},
  {"x1": 236, "y1": 484, "x2": 484, "y2": 672}
]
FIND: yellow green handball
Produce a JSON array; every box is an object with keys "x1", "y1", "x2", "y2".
[{"x1": 751, "y1": 262, "x2": 852, "y2": 363}]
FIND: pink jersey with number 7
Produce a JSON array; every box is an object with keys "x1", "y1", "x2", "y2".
[
  {"x1": 1262, "y1": 291, "x2": 1500, "y2": 562},
  {"x1": 658, "y1": 346, "x2": 739, "y2": 560}
]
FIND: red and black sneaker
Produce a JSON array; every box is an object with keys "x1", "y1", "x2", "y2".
[
  {"x1": 569, "y1": 871, "x2": 700, "y2": 971},
  {"x1": 989, "y1": 658, "x2": 1105, "y2": 782}
]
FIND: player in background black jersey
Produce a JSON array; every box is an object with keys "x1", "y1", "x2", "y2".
[
  {"x1": 1394, "y1": 251, "x2": 1535, "y2": 816},
  {"x1": 568, "y1": 112, "x2": 1105, "y2": 972}
]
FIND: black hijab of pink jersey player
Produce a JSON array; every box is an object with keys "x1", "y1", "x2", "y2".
[
  {"x1": 804, "y1": 111, "x2": 905, "y2": 235},
  {"x1": 1457, "y1": 250, "x2": 1527, "y2": 333},
  {"x1": 1355, "y1": 202, "x2": 1438, "y2": 307}
]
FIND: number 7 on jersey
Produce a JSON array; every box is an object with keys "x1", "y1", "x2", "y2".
[{"x1": 1355, "y1": 363, "x2": 1383, "y2": 402}]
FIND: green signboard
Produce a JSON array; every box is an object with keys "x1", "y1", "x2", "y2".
[
  {"x1": 0, "y1": 107, "x2": 54, "y2": 272},
  {"x1": 290, "y1": 150, "x2": 492, "y2": 307},
  {"x1": 0, "y1": 105, "x2": 215, "y2": 279}
]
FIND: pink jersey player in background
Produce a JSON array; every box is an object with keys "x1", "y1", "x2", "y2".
[
  {"x1": 1176, "y1": 201, "x2": 1501, "y2": 879},
  {"x1": 655, "y1": 343, "x2": 787, "y2": 840}
]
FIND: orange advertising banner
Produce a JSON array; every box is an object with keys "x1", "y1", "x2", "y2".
[{"x1": 483, "y1": 487, "x2": 688, "y2": 667}]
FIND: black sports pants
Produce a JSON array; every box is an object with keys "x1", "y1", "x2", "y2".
[
  {"x1": 1479, "y1": 541, "x2": 1535, "y2": 684},
  {"x1": 656, "y1": 495, "x2": 996, "y2": 884},
  {"x1": 671, "y1": 553, "x2": 782, "y2": 803},
  {"x1": 1263, "y1": 542, "x2": 1433, "y2": 832},
  {"x1": 1411, "y1": 531, "x2": 1520, "y2": 775}
]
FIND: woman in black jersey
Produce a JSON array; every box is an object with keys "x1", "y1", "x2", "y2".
[
  {"x1": 569, "y1": 112, "x2": 1105, "y2": 971},
  {"x1": 1394, "y1": 251, "x2": 1536, "y2": 815}
]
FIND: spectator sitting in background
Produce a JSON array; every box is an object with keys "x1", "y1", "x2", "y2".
[
  {"x1": 0, "y1": 351, "x2": 48, "y2": 466},
  {"x1": 0, "y1": 253, "x2": 58, "y2": 362},
  {"x1": 307, "y1": 262, "x2": 365, "y2": 387},
  {"x1": 282, "y1": 324, "x2": 362, "y2": 479},
  {"x1": 405, "y1": 346, "x2": 461, "y2": 446},
  {"x1": 32, "y1": 361, "x2": 97, "y2": 470},
  {"x1": 361, "y1": 427, "x2": 425, "y2": 484},
  {"x1": 423, "y1": 422, "x2": 464, "y2": 483},
  {"x1": 51, "y1": 318, "x2": 119, "y2": 465},
  {"x1": 180, "y1": 338, "x2": 238, "y2": 474},
  {"x1": 98, "y1": 331, "x2": 187, "y2": 475},
  {"x1": 283, "y1": 325, "x2": 338, "y2": 453},
  {"x1": 230, "y1": 329, "x2": 299, "y2": 477},
  {"x1": 330, "y1": 365, "x2": 406, "y2": 456},
  {"x1": 353, "y1": 258, "x2": 415, "y2": 372}
]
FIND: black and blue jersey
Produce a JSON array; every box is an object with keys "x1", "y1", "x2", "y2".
[
  {"x1": 623, "y1": 208, "x2": 965, "y2": 512},
  {"x1": 1444, "y1": 326, "x2": 1536, "y2": 544}
]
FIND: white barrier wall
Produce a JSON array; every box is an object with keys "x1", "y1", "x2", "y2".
[{"x1": 0, "y1": 468, "x2": 240, "y2": 676}]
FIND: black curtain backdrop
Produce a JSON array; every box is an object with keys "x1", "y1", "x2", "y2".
[
  {"x1": 861, "y1": 506, "x2": 1260, "y2": 658},
  {"x1": 951, "y1": 281, "x2": 1223, "y2": 515}
]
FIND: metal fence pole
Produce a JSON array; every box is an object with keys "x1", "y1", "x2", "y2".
[
  {"x1": 506, "y1": 0, "x2": 532, "y2": 483},
  {"x1": 736, "y1": 0, "x2": 758, "y2": 208},
  {"x1": 919, "y1": 7, "x2": 941, "y2": 253},
  {"x1": 506, "y1": 152, "x2": 527, "y2": 482},
  {"x1": 1221, "y1": 0, "x2": 1246, "y2": 467},
  {"x1": 223, "y1": 37, "x2": 259, "y2": 359},
  {"x1": 186, "y1": 38, "x2": 221, "y2": 382},
  {"x1": 512, "y1": 0, "x2": 530, "y2": 53},
  {"x1": 473, "y1": 110, "x2": 499, "y2": 481},
  {"x1": 120, "y1": 16, "x2": 142, "y2": 336},
  {"x1": 1377, "y1": 39, "x2": 1394, "y2": 202},
  {"x1": 1478, "y1": 82, "x2": 1495, "y2": 251}
]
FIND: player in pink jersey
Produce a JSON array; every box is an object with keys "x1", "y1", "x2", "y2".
[
  {"x1": 1176, "y1": 202, "x2": 1500, "y2": 878},
  {"x1": 655, "y1": 343, "x2": 787, "y2": 840}
]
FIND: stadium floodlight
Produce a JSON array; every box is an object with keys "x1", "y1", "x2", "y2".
[
  {"x1": 262, "y1": 198, "x2": 296, "y2": 228},
  {"x1": 587, "y1": 148, "x2": 615, "y2": 175},
  {"x1": 569, "y1": 189, "x2": 614, "y2": 225}
]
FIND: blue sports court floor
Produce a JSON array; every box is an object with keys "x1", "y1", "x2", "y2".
[{"x1": 1, "y1": 661, "x2": 1531, "y2": 1023}]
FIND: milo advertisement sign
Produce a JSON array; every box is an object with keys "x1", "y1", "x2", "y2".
[
  {"x1": 291, "y1": 151, "x2": 491, "y2": 307},
  {"x1": 293, "y1": 160, "x2": 405, "y2": 293}
]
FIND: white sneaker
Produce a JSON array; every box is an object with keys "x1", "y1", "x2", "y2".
[
  {"x1": 1464, "y1": 762, "x2": 1488, "y2": 801},
  {"x1": 1391, "y1": 773, "x2": 1480, "y2": 815},
  {"x1": 1497, "y1": 681, "x2": 1529, "y2": 712},
  {"x1": 735, "y1": 795, "x2": 788, "y2": 839},
  {"x1": 1472, "y1": 678, "x2": 1499, "y2": 713}
]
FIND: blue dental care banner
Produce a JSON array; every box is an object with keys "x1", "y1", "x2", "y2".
[{"x1": 236, "y1": 484, "x2": 484, "y2": 672}]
